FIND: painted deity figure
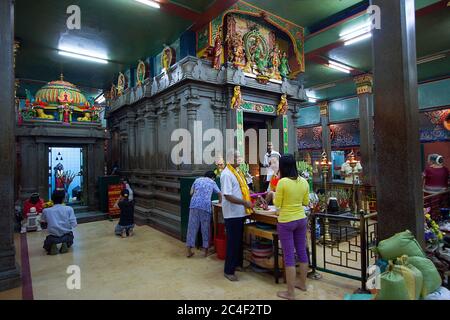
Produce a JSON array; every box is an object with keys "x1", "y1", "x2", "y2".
[
  {"x1": 136, "y1": 60, "x2": 145, "y2": 86},
  {"x1": 279, "y1": 51, "x2": 291, "y2": 79},
  {"x1": 212, "y1": 27, "x2": 223, "y2": 70},
  {"x1": 117, "y1": 73, "x2": 125, "y2": 96},
  {"x1": 277, "y1": 94, "x2": 288, "y2": 115},
  {"x1": 270, "y1": 44, "x2": 281, "y2": 79},
  {"x1": 253, "y1": 38, "x2": 267, "y2": 75},
  {"x1": 232, "y1": 33, "x2": 245, "y2": 67},
  {"x1": 55, "y1": 163, "x2": 65, "y2": 191},
  {"x1": 62, "y1": 105, "x2": 71, "y2": 123},
  {"x1": 231, "y1": 86, "x2": 243, "y2": 109},
  {"x1": 110, "y1": 84, "x2": 117, "y2": 100}
]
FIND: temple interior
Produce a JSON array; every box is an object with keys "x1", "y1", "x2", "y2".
[{"x1": 0, "y1": 0, "x2": 449, "y2": 301}]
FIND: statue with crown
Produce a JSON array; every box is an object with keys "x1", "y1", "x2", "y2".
[{"x1": 20, "y1": 74, "x2": 103, "y2": 125}]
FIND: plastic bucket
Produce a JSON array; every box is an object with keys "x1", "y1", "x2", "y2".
[{"x1": 214, "y1": 236, "x2": 227, "y2": 260}]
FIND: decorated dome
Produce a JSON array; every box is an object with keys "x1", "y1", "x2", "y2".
[{"x1": 34, "y1": 74, "x2": 88, "y2": 106}]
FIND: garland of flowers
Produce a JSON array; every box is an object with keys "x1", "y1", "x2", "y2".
[{"x1": 424, "y1": 207, "x2": 444, "y2": 245}]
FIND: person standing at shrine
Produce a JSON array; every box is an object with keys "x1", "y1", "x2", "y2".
[
  {"x1": 221, "y1": 150, "x2": 254, "y2": 281},
  {"x1": 269, "y1": 154, "x2": 310, "y2": 300},
  {"x1": 185, "y1": 171, "x2": 222, "y2": 258},
  {"x1": 263, "y1": 141, "x2": 281, "y2": 190}
]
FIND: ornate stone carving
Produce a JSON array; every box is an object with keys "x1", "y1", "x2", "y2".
[
  {"x1": 232, "y1": 68, "x2": 246, "y2": 85},
  {"x1": 319, "y1": 101, "x2": 328, "y2": 116},
  {"x1": 354, "y1": 74, "x2": 373, "y2": 95},
  {"x1": 192, "y1": 60, "x2": 208, "y2": 81}
]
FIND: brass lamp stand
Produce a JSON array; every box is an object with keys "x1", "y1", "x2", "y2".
[
  {"x1": 316, "y1": 151, "x2": 333, "y2": 245},
  {"x1": 346, "y1": 150, "x2": 359, "y2": 214}
]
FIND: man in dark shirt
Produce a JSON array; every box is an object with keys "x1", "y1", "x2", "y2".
[{"x1": 114, "y1": 189, "x2": 135, "y2": 237}]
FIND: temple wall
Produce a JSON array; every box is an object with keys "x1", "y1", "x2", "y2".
[{"x1": 107, "y1": 56, "x2": 306, "y2": 238}]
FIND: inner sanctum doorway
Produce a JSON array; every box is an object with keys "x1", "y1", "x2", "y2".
[
  {"x1": 48, "y1": 146, "x2": 85, "y2": 205},
  {"x1": 243, "y1": 112, "x2": 276, "y2": 192}
]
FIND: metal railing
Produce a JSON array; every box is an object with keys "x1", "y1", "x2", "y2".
[{"x1": 308, "y1": 211, "x2": 378, "y2": 292}]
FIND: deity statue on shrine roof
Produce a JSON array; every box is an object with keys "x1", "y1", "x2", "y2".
[
  {"x1": 279, "y1": 51, "x2": 291, "y2": 79},
  {"x1": 212, "y1": 27, "x2": 223, "y2": 70}
]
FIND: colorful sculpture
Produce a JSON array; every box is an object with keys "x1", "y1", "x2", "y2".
[
  {"x1": 277, "y1": 94, "x2": 288, "y2": 115},
  {"x1": 232, "y1": 33, "x2": 245, "y2": 68},
  {"x1": 279, "y1": 51, "x2": 291, "y2": 79},
  {"x1": 110, "y1": 83, "x2": 117, "y2": 100},
  {"x1": 161, "y1": 46, "x2": 175, "y2": 72},
  {"x1": 231, "y1": 86, "x2": 243, "y2": 109},
  {"x1": 212, "y1": 27, "x2": 223, "y2": 70},
  {"x1": 117, "y1": 72, "x2": 125, "y2": 96},
  {"x1": 269, "y1": 44, "x2": 281, "y2": 80},
  {"x1": 77, "y1": 111, "x2": 92, "y2": 122},
  {"x1": 19, "y1": 75, "x2": 103, "y2": 125},
  {"x1": 136, "y1": 60, "x2": 146, "y2": 86}
]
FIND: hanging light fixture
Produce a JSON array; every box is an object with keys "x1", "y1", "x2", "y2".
[{"x1": 55, "y1": 157, "x2": 59, "y2": 161}]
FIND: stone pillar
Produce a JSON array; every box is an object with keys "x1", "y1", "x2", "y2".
[
  {"x1": 290, "y1": 105, "x2": 300, "y2": 156},
  {"x1": 37, "y1": 142, "x2": 47, "y2": 199},
  {"x1": 319, "y1": 101, "x2": 331, "y2": 181},
  {"x1": 19, "y1": 137, "x2": 38, "y2": 199},
  {"x1": 126, "y1": 112, "x2": 136, "y2": 171},
  {"x1": 0, "y1": 0, "x2": 20, "y2": 291},
  {"x1": 372, "y1": 0, "x2": 424, "y2": 244},
  {"x1": 355, "y1": 74, "x2": 376, "y2": 186},
  {"x1": 144, "y1": 110, "x2": 156, "y2": 170},
  {"x1": 186, "y1": 100, "x2": 201, "y2": 171},
  {"x1": 136, "y1": 110, "x2": 145, "y2": 169}
]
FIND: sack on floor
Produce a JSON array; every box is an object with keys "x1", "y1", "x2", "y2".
[
  {"x1": 394, "y1": 255, "x2": 424, "y2": 300},
  {"x1": 376, "y1": 230, "x2": 425, "y2": 261},
  {"x1": 407, "y1": 256, "x2": 442, "y2": 298},
  {"x1": 376, "y1": 262, "x2": 410, "y2": 300},
  {"x1": 424, "y1": 286, "x2": 450, "y2": 300}
]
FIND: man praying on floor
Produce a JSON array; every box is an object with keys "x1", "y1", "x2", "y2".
[
  {"x1": 41, "y1": 190, "x2": 77, "y2": 255},
  {"x1": 220, "y1": 149, "x2": 254, "y2": 281}
]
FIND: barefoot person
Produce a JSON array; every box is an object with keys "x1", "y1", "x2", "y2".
[
  {"x1": 269, "y1": 154, "x2": 310, "y2": 299},
  {"x1": 186, "y1": 171, "x2": 222, "y2": 257},
  {"x1": 221, "y1": 150, "x2": 254, "y2": 281},
  {"x1": 114, "y1": 189, "x2": 135, "y2": 238},
  {"x1": 41, "y1": 190, "x2": 77, "y2": 255}
]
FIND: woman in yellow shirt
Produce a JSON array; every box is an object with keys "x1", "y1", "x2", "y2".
[{"x1": 269, "y1": 154, "x2": 310, "y2": 300}]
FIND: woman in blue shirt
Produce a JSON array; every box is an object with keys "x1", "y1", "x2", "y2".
[{"x1": 186, "y1": 171, "x2": 222, "y2": 257}]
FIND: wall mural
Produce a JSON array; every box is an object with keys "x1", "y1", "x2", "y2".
[
  {"x1": 420, "y1": 109, "x2": 450, "y2": 142},
  {"x1": 330, "y1": 122, "x2": 360, "y2": 148},
  {"x1": 297, "y1": 126, "x2": 322, "y2": 150}
]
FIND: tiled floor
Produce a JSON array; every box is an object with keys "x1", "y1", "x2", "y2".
[{"x1": 1, "y1": 220, "x2": 358, "y2": 300}]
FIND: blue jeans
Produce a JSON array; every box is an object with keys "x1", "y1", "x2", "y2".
[{"x1": 115, "y1": 224, "x2": 135, "y2": 236}]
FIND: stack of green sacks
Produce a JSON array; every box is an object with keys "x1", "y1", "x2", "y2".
[{"x1": 375, "y1": 230, "x2": 442, "y2": 300}]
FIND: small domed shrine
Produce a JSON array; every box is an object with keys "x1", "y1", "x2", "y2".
[{"x1": 21, "y1": 74, "x2": 102, "y2": 124}]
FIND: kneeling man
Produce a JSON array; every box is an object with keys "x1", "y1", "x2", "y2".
[{"x1": 41, "y1": 190, "x2": 77, "y2": 255}]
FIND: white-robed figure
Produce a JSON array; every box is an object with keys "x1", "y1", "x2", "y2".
[{"x1": 263, "y1": 141, "x2": 281, "y2": 189}]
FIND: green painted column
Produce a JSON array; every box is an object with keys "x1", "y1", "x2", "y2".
[{"x1": 236, "y1": 108, "x2": 244, "y2": 158}]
